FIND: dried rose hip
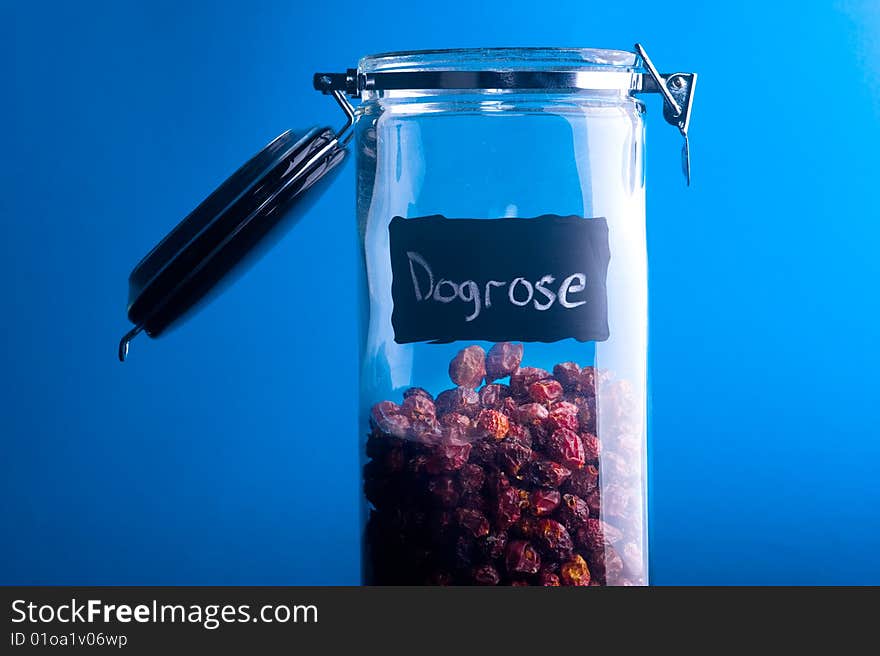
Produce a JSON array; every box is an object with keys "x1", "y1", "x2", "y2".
[
  {"x1": 545, "y1": 402, "x2": 580, "y2": 433},
  {"x1": 506, "y1": 422, "x2": 532, "y2": 447},
  {"x1": 560, "y1": 554, "x2": 591, "y2": 586},
  {"x1": 493, "y1": 485, "x2": 523, "y2": 530},
  {"x1": 528, "y1": 378, "x2": 564, "y2": 404},
  {"x1": 401, "y1": 394, "x2": 436, "y2": 421},
  {"x1": 514, "y1": 516, "x2": 539, "y2": 539},
  {"x1": 370, "y1": 401, "x2": 411, "y2": 436},
  {"x1": 528, "y1": 489, "x2": 561, "y2": 516},
  {"x1": 546, "y1": 428, "x2": 585, "y2": 470},
  {"x1": 535, "y1": 518, "x2": 574, "y2": 561},
  {"x1": 581, "y1": 432, "x2": 600, "y2": 463},
  {"x1": 552, "y1": 362, "x2": 582, "y2": 391},
  {"x1": 585, "y1": 489, "x2": 601, "y2": 518},
  {"x1": 564, "y1": 464, "x2": 599, "y2": 498},
  {"x1": 426, "y1": 441, "x2": 472, "y2": 474},
  {"x1": 558, "y1": 493, "x2": 590, "y2": 533},
  {"x1": 485, "y1": 342, "x2": 523, "y2": 381},
  {"x1": 497, "y1": 438, "x2": 532, "y2": 477},
  {"x1": 456, "y1": 508, "x2": 490, "y2": 538},
  {"x1": 475, "y1": 408, "x2": 510, "y2": 440},
  {"x1": 468, "y1": 438, "x2": 498, "y2": 467},
  {"x1": 579, "y1": 366, "x2": 597, "y2": 396},
  {"x1": 516, "y1": 402, "x2": 549, "y2": 426},
  {"x1": 403, "y1": 386, "x2": 433, "y2": 401},
  {"x1": 435, "y1": 387, "x2": 480, "y2": 417},
  {"x1": 479, "y1": 383, "x2": 510, "y2": 410},
  {"x1": 449, "y1": 345, "x2": 487, "y2": 388},
  {"x1": 510, "y1": 367, "x2": 550, "y2": 398},
  {"x1": 365, "y1": 344, "x2": 642, "y2": 586},
  {"x1": 587, "y1": 545, "x2": 623, "y2": 585},
  {"x1": 525, "y1": 460, "x2": 571, "y2": 488},
  {"x1": 473, "y1": 564, "x2": 501, "y2": 585},
  {"x1": 408, "y1": 416, "x2": 442, "y2": 444},
  {"x1": 505, "y1": 540, "x2": 541, "y2": 575}
]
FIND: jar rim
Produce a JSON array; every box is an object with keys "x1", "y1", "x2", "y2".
[{"x1": 359, "y1": 47, "x2": 640, "y2": 74}]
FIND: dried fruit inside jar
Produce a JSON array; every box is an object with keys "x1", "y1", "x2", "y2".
[{"x1": 364, "y1": 342, "x2": 646, "y2": 586}]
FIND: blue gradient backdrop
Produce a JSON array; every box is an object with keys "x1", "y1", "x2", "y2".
[{"x1": 2, "y1": 1, "x2": 879, "y2": 584}]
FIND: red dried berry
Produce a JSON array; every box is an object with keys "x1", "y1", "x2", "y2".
[
  {"x1": 506, "y1": 422, "x2": 532, "y2": 447},
  {"x1": 587, "y1": 544, "x2": 624, "y2": 585},
  {"x1": 510, "y1": 367, "x2": 550, "y2": 398},
  {"x1": 403, "y1": 386, "x2": 433, "y2": 401},
  {"x1": 505, "y1": 540, "x2": 541, "y2": 575},
  {"x1": 426, "y1": 441, "x2": 472, "y2": 474},
  {"x1": 528, "y1": 489, "x2": 561, "y2": 516},
  {"x1": 565, "y1": 464, "x2": 599, "y2": 498},
  {"x1": 558, "y1": 493, "x2": 591, "y2": 533},
  {"x1": 449, "y1": 345, "x2": 487, "y2": 388},
  {"x1": 559, "y1": 554, "x2": 591, "y2": 586},
  {"x1": 571, "y1": 395, "x2": 595, "y2": 432},
  {"x1": 485, "y1": 342, "x2": 524, "y2": 382},
  {"x1": 516, "y1": 402, "x2": 549, "y2": 425},
  {"x1": 401, "y1": 394, "x2": 436, "y2": 421},
  {"x1": 546, "y1": 428, "x2": 585, "y2": 470},
  {"x1": 535, "y1": 518, "x2": 574, "y2": 560},
  {"x1": 581, "y1": 432, "x2": 601, "y2": 462},
  {"x1": 408, "y1": 417, "x2": 442, "y2": 444},
  {"x1": 435, "y1": 387, "x2": 481, "y2": 418},
  {"x1": 528, "y1": 378, "x2": 564, "y2": 404},
  {"x1": 456, "y1": 507, "x2": 490, "y2": 538},
  {"x1": 552, "y1": 362, "x2": 582, "y2": 391},
  {"x1": 475, "y1": 408, "x2": 510, "y2": 440},
  {"x1": 493, "y1": 486, "x2": 523, "y2": 530},
  {"x1": 579, "y1": 366, "x2": 597, "y2": 396},
  {"x1": 545, "y1": 403, "x2": 580, "y2": 432},
  {"x1": 498, "y1": 438, "x2": 532, "y2": 477},
  {"x1": 370, "y1": 401, "x2": 411, "y2": 436},
  {"x1": 525, "y1": 460, "x2": 571, "y2": 488},
  {"x1": 585, "y1": 489, "x2": 601, "y2": 517},
  {"x1": 479, "y1": 383, "x2": 510, "y2": 410},
  {"x1": 473, "y1": 564, "x2": 501, "y2": 585},
  {"x1": 468, "y1": 438, "x2": 498, "y2": 467}
]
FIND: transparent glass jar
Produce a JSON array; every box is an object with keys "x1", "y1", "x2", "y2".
[
  {"x1": 358, "y1": 48, "x2": 653, "y2": 586},
  {"x1": 120, "y1": 44, "x2": 695, "y2": 588}
]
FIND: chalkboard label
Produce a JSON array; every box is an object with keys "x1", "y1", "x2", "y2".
[{"x1": 389, "y1": 214, "x2": 610, "y2": 344}]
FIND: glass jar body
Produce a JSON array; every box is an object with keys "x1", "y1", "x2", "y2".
[{"x1": 356, "y1": 73, "x2": 648, "y2": 585}]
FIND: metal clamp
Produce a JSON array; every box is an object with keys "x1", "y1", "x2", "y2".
[
  {"x1": 313, "y1": 44, "x2": 697, "y2": 184},
  {"x1": 634, "y1": 44, "x2": 697, "y2": 185}
]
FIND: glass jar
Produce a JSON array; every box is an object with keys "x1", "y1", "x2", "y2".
[
  {"x1": 119, "y1": 45, "x2": 696, "y2": 587},
  {"x1": 357, "y1": 48, "x2": 652, "y2": 586}
]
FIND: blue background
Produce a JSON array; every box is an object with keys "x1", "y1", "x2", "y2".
[{"x1": 2, "y1": 0, "x2": 879, "y2": 585}]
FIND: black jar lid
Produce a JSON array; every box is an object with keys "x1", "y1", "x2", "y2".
[{"x1": 118, "y1": 126, "x2": 347, "y2": 361}]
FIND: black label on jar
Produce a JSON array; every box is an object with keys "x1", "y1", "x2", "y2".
[{"x1": 389, "y1": 214, "x2": 610, "y2": 344}]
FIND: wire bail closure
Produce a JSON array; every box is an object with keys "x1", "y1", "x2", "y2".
[{"x1": 314, "y1": 44, "x2": 697, "y2": 184}]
